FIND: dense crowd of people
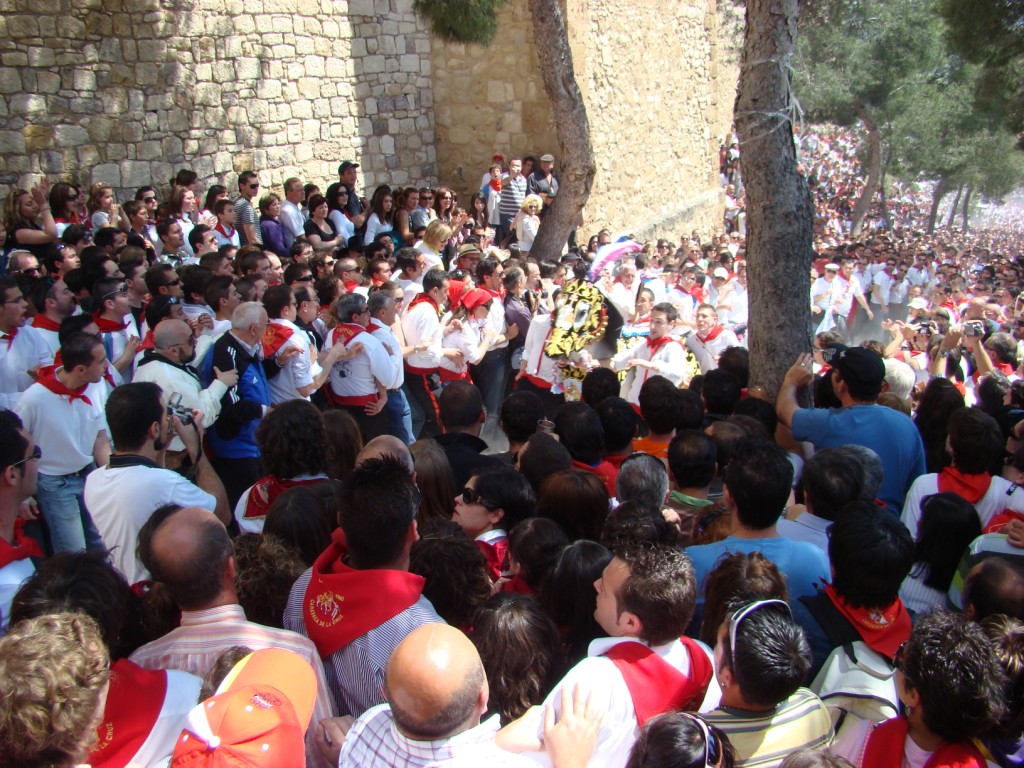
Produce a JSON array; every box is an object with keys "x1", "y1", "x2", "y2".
[{"x1": 1, "y1": 126, "x2": 1023, "y2": 768}]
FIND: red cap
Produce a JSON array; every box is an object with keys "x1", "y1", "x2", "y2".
[{"x1": 462, "y1": 288, "x2": 493, "y2": 312}]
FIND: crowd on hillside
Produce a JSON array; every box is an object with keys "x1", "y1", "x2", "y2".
[{"x1": 0, "y1": 124, "x2": 1023, "y2": 768}]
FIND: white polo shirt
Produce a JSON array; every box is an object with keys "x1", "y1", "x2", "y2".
[{"x1": 15, "y1": 377, "x2": 106, "y2": 475}]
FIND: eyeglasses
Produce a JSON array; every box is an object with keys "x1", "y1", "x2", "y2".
[
  {"x1": 16, "y1": 266, "x2": 41, "y2": 276},
  {"x1": 101, "y1": 283, "x2": 128, "y2": 299},
  {"x1": 893, "y1": 641, "x2": 908, "y2": 675},
  {"x1": 11, "y1": 445, "x2": 42, "y2": 468},
  {"x1": 143, "y1": 196, "x2": 156, "y2": 203},
  {"x1": 440, "y1": 195, "x2": 453, "y2": 200},
  {"x1": 163, "y1": 278, "x2": 181, "y2": 288},
  {"x1": 676, "y1": 713, "x2": 717, "y2": 768},
  {"x1": 248, "y1": 183, "x2": 260, "y2": 189},
  {"x1": 67, "y1": 194, "x2": 79, "y2": 202},
  {"x1": 727, "y1": 599, "x2": 791, "y2": 674},
  {"x1": 295, "y1": 274, "x2": 314, "y2": 283},
  {"x1": 460, "y1": 485, "x2": 497, "y2": 509}
]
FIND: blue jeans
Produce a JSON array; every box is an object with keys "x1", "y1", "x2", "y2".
[
  {"x1": 37, "y1": 467, "x2": 105, "y2": 554},
  {"x1": 384, "y1": 388, "x2": 415, "y2": 445}
]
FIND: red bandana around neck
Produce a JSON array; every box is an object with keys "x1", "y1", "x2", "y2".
[
  {"x1": 137, "y1": 329, "x2": 156, "y2": 351},
  {"x1": 697, "y1": 325, "x2": 724, "y2": 344},
  {"x1": 489, "y1": 178, "x2": 502, "y2": 193},
  {"x1": 937, "y1": 466, "x2": 992, "y2": 505},
  {"x1": 862, "y1": 716, "x2": 986, "y2": 768},
  {"x1": 343, "y1": 279, "x2": 362, "y2": 293},
  {"x1": 824, "y1": 583, "x2": 910, "y2": 659},
  {"x1": 92, "y1": 311, "x2": 127, "y2": 333},
  {"x1": 407, "y1": 293, "x2": 440, "y2": 316},
  {"x1": 0, "y1": 518, "x2": 43, "y2": 567},
  {"x1": 646, "y1": 335, "x2": 676, "y2": 356},
  {"x1": 244, "y1": 475, "x2": 326, "y2": 520},
  {"x1": 37, "y1": 367, "x2": 92, "y2": 405},
  {"x1": 261, "y1": 321, "x2": 296, "y2": 359},
  {"x1": 0, "y1": 327, "x2": 17, "y2": 348},
  {"x1": 31, "y1": 314, "x2": 61, "y2": 332},
  {"x1": 302, "y1": 529, "x2": 425, "y2": 657}
]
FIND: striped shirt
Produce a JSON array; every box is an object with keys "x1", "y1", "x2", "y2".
[
  {"x1": 128, "y1": 603, "x2": 335, "y2": 768},
  {"x1": 339, "y1": 705, "x2": 536, "y2": 768},
  {"x1": 284, "y1": 567, "x2": 444, "y2": 718},
  {"x1": 703, "y1": 688, "x2": 833, "y2": 768},
  {"x1": 498, "y1": 175, "x2": 527, "y2": 221}
]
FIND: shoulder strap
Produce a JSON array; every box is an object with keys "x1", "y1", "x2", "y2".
[{"x1": 800, "y1": 592, "x2": 862, "y2": 648}]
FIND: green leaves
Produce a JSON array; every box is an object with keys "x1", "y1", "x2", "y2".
[{"x1": 412, "y1": 0, "x2": 510, "y2": 45}]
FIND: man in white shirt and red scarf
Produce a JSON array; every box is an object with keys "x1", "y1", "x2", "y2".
[
  {"x1": 92, "y1": 276, "x2": 140, "y2": 384},
  {"x1": 501, "y1": 543, "x2": 716, "y2": 768},
  {"x1": 686, "y1": 303, "x2": 739, "y2": 374},
  {"x1": 324, "y1": 292, "x2": 391, "y2": 441},
  {"x1": 284, "y1": 454, "x2": 443, "y2": 717},
  {"x1": 27, "y1": 276, "x2": 76, "y2": 363},
  {"x1": 613, "y1": 302, "x2": 690, "y2": 404},
  {"x1": 0, "y1": 276, "x2": 53, "y2": 410},
  {"x1": 0, "y1": 411, "x2": 41, "y2": 633}
]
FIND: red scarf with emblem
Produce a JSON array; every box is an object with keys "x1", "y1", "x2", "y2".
[
  {"x1": 302, "y1": 529, "x2": 425, "y2": 657},
  {"x1": 0, "y1": 519, "x2": 43, "y2": 567},
  {"x1": 937, "y1": 467, "x2": 992, "y2": 505},
  {"x1": 31, "y1": 314, "x2": 61, "y2": 332},
  {"x1": 824, "y1": 583, "x2": 910, "y2": 659},
  {"x1": 696, "y1": 325, "x2": 724, "y2": 344},
  {"x1": 331, "y1": 322, "x2": 365, "y2": 348},
  {"x1": 88, "y1": 659, "x2": 167, "y2": 768},
  {"x1": 92, "y1": 311, "x2": 127, "y2": 333},
  {"x1": 861, "y1": 716, "x2": 986, "y2": 768},
  {"x1": 37, "y1": 367, "x2": 92, "y2": 405},
  {"x1": 603, "y1": 638, "x2": 713, "y2": 726},
  {"x1": 244, "y1": 475, "x2": 327, "y2": 521},
  {"x1": 261, "y1": 321, "x2": 296, "y2": 359}
]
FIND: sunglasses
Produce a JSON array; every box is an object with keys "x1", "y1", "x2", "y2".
[
  {"x1": 163, "y1": 279, "x2": 181, "y2": 288},
  {"x1": 102, "y1": 283, "x2": 128, "y2": 299},
  {"x1": 10, "y1": 444, "x2": 42, "y2": 468},
  {"x1": 143, "y1": 197, "x2": 157, "y2": 203},
  {"x1": 460, "y1": 485, "x2": 497, "y2": 509},
  {"x1": 728, "y1": 599, "x2": 791, "y2": 673},
  {"x1": 67, "y1": 194, "x2": 79, "y2": 202},
  {"x1": 295, "y1": 274, "x2": 314, "y2": 283},
  {"x1": 248, "y1": 183, "x2": 260, "y2": 189}
]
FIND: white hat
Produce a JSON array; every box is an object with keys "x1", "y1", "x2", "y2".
[
  {"x1": 825, "y1": 263, "x2": 840, "y2": 271},
  {"x1": 713, "y1": 267, "x2": 729, "y2": 279},
  {"x1": 908, "y1": 297, "x2": 929, "y2": 310}
]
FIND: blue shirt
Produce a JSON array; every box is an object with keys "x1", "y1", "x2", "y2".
[{"x1": 790, "y1": 404, "x2": 925, "y2": 513}]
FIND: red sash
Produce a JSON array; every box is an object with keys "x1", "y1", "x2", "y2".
[
  {"x1": 37, "y1": 367, "x2": 92, "y2": 405},
  {"x1": 861, "y1": 717, "x2": 986, "y2": 768},
  {"x1": 696, "y1": 326, "x2": 724, "y2": 344},
  {"x1": 303, "y1": 529, "x2": 425, "y2": 657},
  {"x1": 0, "y1": 519, "x2": 42, "y2": 567},
  {"x1": 824, "y1": 584, "x2": 910, "y2": 659},
  {"x1": 603, "y1": 638, "x2": 713, "y2": 726},
  {"x1": 89, "y1": 659, "x2": 167, "y2": 768},
  {"x1": 243, "y1": 475, "x2": 327, "y2": 520},
  {"x1": 331, "y1": 322, "x2": 365, "y2": 347},
  {"x1": 343, "y1": 279, "x2": 361, "y2": 293},
  {"x1": 937, "y1": 467, "x2": 992, "y2": 505},
  {"x1": 31, "y1": 314, "x2": 61, "y2": 332},
  {"x1": 93, "y1": 311, "x2": 127, "y2": 333},
  {"x1": 262, "y1": 321, "x2": 296, "y2": 358}
]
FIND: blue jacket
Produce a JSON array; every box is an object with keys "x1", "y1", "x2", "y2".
[{"x1": 203, "y1": 332, "x2": 271, "y2": 459}]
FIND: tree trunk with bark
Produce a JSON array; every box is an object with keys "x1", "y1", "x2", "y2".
[
  {"x1": 526, "y1": 0, "x2": 596, "y2": 262},
  {"x1": 961, "y1": 184, "x2": 973, "y2": 230},
  {"x1": 946, "y1": 184, "x2": 963, "y2": 227},
  {"x1": 926, "y1": 176, "x2": 948, "y2": 233},
  {"x1": 850, "y1": 100, "x2": 881, "y2": 237},
  {"x1": 735, "y1": 0, "x2": 814, "y2": 399}
]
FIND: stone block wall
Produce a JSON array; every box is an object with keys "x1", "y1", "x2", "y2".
[{"x1": 0, "y1": 0, "x2": 438, "y2": 199}]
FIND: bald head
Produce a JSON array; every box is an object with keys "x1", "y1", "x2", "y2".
[
  {"x1": 153, "y1": 318, "x2": 192, "y2": 351},
  {"x1": 138, "y1": 505, "x2": 233, "y2": 611},
  {"x1": 357, "y1": 435, "x2": 414, "y2": 473},
  {"x1": 385, "y1": 624, "x2": 486, "y2": 740}
]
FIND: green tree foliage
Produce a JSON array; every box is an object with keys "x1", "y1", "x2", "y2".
[{"x1": 412, "y1": 0, "x2": 509, "y2": 46}]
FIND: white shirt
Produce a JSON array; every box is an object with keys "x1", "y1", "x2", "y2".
[
  {"x1": 686, "y1": 328, "x2": 740, "y2": 375},
  {"x1": 870, "y1": 270, "x2": 893, "y2": 306},
  {"x1": 0, "y1": 557, "x2": 35, "y2": 633},
  {"x1": 329, "y1": 210, "x2": 355, "y2": 246},
  {"x1": 85, "y1": 460, "x2": 217, "y2": 584},
  {"x1": 480, "y1": 291, "x2": 508, "y2": 351},
  {"x1": 402, "y1": 300, "x2": 443, "y2": 371},
  {"x1": 280, "y1": 200, "x2": 307, "y2": 245},
  {"x1": 15, "y1": 377, "x2": 106, "y2": 475},
  {"x1": 520, "y1": 313, "x2": 559, "y2": 386},
  {"x1": 901, "y1": 472, "x2": 1024, "y2": 540},
  {"x1": 441, "y1": 319, "x2": 485, "y2": 375},
  {"x1": 267, "y1": 318, "x2": 320, "y2": 404},
  {"x1": 325, "y1": 326, "x2": 391, "y2": 399},
  {"x1": 612, "y1": 337, "x2": 690, "y2": 404},
  {"x1": 0, "y1": 325, "x2": 52, "y2": 409},
  {"x1": 368, "y1": 320, "x2": 404, "y2": 390}
]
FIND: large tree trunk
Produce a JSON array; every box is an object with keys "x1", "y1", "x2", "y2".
[
  {"x1": 527, "y1": 0, "x2": 596, "y2": 262},
  {"x1": 850, "y1": 100, "x2": 881, "y2": 237},
  {"x1": 735, "y1": 0, "x2": 814, "y2": 398},
  {"x1": 926, "y1": 176, "x2": 948, "y2": 233},
  {"x1": 961, "y1": 184, "x2": 973, "y2": 231},
  {"x1": 946, "y1": 184, "x2": 964, "y2": 228}
]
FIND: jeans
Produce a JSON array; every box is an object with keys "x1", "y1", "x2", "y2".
[
  {"x1": 384, "y1": 387, "x2": 415, "y2": 445},
  {"x1": 470, "y1": 347, "x2": 510, "y2": 451},
  {"x1": 37, "y1": 467, "x2": 105, "y2": 554}
]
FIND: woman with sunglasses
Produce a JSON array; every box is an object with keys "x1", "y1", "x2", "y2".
[
  {"x1": 327, "y1": 185, "x2": 356, "y2": 247},
  {"x1": 48, "y1": 182, "x2": 86, "y2": 236}
]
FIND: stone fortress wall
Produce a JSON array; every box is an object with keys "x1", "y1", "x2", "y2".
[{"x1": 0, "y1": 0, "x2": 738, "y2": 240}]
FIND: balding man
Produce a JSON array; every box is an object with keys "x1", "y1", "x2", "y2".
[
  {"x1": 285, "y1": 455, "x2": 443, "y2": 718},
  {"x1": 128, "y1": 504, "x2": 336, "y2": 767},
  {"x1": 134, "y1": 319, "x2": 238, "y2": 456},
  {"x1": 356, "y1": 435, "x2": 415, "y2": 472},
  {"x1": 336, "y1": 625, "x2": 537, "y2": 767}
]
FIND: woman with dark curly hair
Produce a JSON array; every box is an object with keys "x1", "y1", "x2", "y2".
[
  {"x1": 233, "y1": 533, "x2": 308, "y2": 628},
  {"x1": 914, "y1": 378, "x2": 965, "y2": 473},
  {"x1": 234, "y1": 400, "x2": 329, "y2": 534},
  {"x1": 471, "y1": 594, "x2": 565, "y2": 723},
  {"x1": 324, "y1": 409, "x2": 363, "y2": 481},
  {"x1": 409, "y1": 534, "x2": 492, "y2": 632}
]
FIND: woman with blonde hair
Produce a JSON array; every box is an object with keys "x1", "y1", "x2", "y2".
[
  {"x1": 416, "y1": 219, "x2": 452, "y2": 271},
  {"x1": 2, "y1": 179, "x2": 57, "y2": 259},
  {"x1": 516, "y1": 193, "x2": 544, "y2": 255}
]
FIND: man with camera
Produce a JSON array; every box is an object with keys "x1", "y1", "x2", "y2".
[{"x1": 85, "y1": 382, "x2": 229, "y2": 585}]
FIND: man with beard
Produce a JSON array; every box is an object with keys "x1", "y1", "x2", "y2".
[{"x1": 85, "y1": 382, "x2": 227, "y2": 583}]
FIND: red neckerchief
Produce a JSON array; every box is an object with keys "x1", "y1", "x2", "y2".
[
  {"x1": 475, "y1": 536, "x2": 509, "y2": 583},
  {"x1": 137, "y1": 330, "x2": 156, "y2": 351},
  {"x1": 824, "y1": 583, "x2": 911, "y2": 659},
  {"x1": 331, "y1": 322, "x2": 365, "y2": 347},
  {"x1": 37, "y1": 367, "x2": 92, "y2": 405},
  {"x1": 862, "y1": 716, "x2": 986, "y2": 768},
  {"x1": 261, "y1": 321, "x2": 295, "y2": 358},
  {"x1": 371, "y1": 277, "x2": 385, "y2": 287},
  {"x1": 937, "y1": 466, "x2": 992, "y2": 505},
  {"x1": 89, "y1": 659, "x2": 167, "y2": 768},
  {"x1": 489, "y1": 178, "x2": 502, "y2": 193},
  {"x1": 603, "y1": 638, "x2": 713, "y2": 726},
  {"x1": 0, "y1": 519, "x2": 43, "y2": 567},
  {"x1": 213, "y1": 222, "x2": 235, "y2": 239},
  {"x1": 31, "y1": 314, "x2": 61, "y2": 332},
  {"x1": 484, "y1": 286, "x2": 505, "y2": 301},
  {"x1": 0, "y1": 327, "x2": 16, "y2": 348},
  {"x1": 407, "y1": 293, "x2": 440, "y2": 316},
  {"x1": 343, "y1": 279, "x2": 361, "y2": 293},
  {"x1": 646, "y1": 335, "x2": 676, "y2": 355},
  {"x1": 244, "y1": 475, "x2": 327, "y2": 520},
  {"x1": 302, "y1": 528, "x2": 425, "y2": 657},
  {"x1": 92, "y1": 311, "x2": 127, "y2": 333},
  {"x1": 500, "y1": 573, "x2": 536, "y2": 596},
  {"x1": 690, "y1": 286, "x2": 708, "y2": 303},
  {"x1": 697, "y1": 325, "x2": 724, "y2": 343}
]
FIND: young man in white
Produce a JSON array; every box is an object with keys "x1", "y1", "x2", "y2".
[
  {"x1": 613, "y1": 303, "x2": 690, "y2": 404},
  {"x1": 686, "y1": 304, "x2": 740, "y2": 374}
]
